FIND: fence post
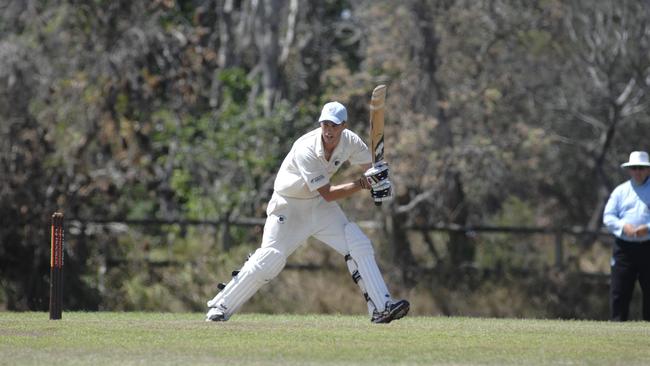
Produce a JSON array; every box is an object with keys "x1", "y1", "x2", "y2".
[
  {"x1": 555, "y1": 231, "x2": 564, "y2": 269},
  {"x1": 222, "y1": 219, "x2": 232, "y2": 251}
]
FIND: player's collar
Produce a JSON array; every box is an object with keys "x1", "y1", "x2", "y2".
[{"x1": 316, "y1": 127, "x2": 343, "y2": 161}]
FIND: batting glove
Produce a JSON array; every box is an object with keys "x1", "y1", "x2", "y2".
[
  {"x1": 370, "y1": 180, "x2": 393, "y2": 203},
  {"x1": 364, "y1": 161, "x2": 390, "y2": 189}
]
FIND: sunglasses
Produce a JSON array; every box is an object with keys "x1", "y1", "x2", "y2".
[{"x1": 629, "y1": 166, "x2": 648, "y2": 171}]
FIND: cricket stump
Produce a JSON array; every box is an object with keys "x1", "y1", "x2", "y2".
[{"x1": 50, "y1": 212, "x2": 64, "y2": 320}]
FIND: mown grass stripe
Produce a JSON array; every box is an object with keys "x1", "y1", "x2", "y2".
[{"x1": 1, "y1": 312, "x2": 649, "y2": 365}]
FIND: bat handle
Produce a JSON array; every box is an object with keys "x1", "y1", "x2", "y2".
[{"x1": 371, "y1": 161, "x2": 385, "y2": 207}]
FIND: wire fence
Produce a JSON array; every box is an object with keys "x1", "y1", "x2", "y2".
[
  {"x1": 64, "y1": 216, "x2": 614, "y2": 272},
  {"x1": 44, "y1": 215, "x2": 621, "y2": 319}
]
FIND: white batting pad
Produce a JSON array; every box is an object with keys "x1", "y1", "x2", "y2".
[
  {"x1": 345, "y1": 255, "x2": 375, "y2": 316},
  {"x1": 344, "y1": 223, "x2": 392, "y2": 312},
  {"x1": 354, "y1": 256, "x2": 391, "y2": 312},
  {"x1": 206, "y1": 247, "x2": 286, "y2": 318}
]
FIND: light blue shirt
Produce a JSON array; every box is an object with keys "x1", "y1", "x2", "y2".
[{"x1": 603, "y1": 178, "x2": 650, "y2": 242}]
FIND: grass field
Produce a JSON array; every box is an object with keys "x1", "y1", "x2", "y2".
[{"x1": 2, "y1": 312, "x2": 650, "y2": 365}]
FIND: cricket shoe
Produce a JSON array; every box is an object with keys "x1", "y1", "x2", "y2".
[
  {"x1": 205, "y1": 307, "x2": 227, "y2": 322},
  {"x1": 371, "y1": 299, "x2": 410, "y2": 324}
]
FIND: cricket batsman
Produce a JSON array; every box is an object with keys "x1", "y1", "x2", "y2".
[{"x1": 206, "y1": 101, "x2": 409, "y2": 323}]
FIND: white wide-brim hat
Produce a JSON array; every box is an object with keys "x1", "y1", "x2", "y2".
[
  {"x1": 621, "y1": 151, "x2": 650, "y2": 168},
  {"x1": 318, "y1": 101, "x2": 347, "y2": 125}
]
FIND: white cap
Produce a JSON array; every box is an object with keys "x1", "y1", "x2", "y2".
[
  {"x1": 621, "y1": 151, "x2": 650, "y2": 168},
  {"x1": 318, "y1": 102, "x2": 347, "y2": 125}
]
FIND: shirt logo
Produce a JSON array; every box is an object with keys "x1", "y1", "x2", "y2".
[
  {"x1": 310, "y1": 175, "x2": 325, "y2": 184},
  {"x1": 334, "y1": 160, "x2": 341, "y2": 166}
]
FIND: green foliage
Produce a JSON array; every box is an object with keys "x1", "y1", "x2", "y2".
[
  {"x1": 218, "y1": 68, "x2": 251, "y2": 105},
  {"x1": 100, "y1": 229, "x2": 259, "y2": 312},
  {"x1": 123, "y1": 279, "x2": 184, "y2": 311},
  {"x1": 125, "y1": 184, "x2": 157, "y2": 220},
  {"x1": 143, "y1": 70, "x2": 291, "y2": 220},
  {"x1": 492, "y1": 196, "x2": 536, "y2": 227},
  {"x1": 479, "y1": 197, "x2": 542, "y2": 270},
  {"x1": 518, "y1": 29, "x2": 554, "y2": 55}
]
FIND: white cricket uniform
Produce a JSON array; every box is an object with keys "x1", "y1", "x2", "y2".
[
  {"x1": 263, "y1": 127, "x2": 371, "y2": 256},
  {"x1": 207, "y1": 127, "x2": 394, "y2": 320}
]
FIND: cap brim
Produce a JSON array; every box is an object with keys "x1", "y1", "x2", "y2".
[
  {"x1": 621, "y1": 162, "x2": 650, "y2": 168},
  {"x1": 318, "y1": 116, "x2": 344, "y2": 124}
]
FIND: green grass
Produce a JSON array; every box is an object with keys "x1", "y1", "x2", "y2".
[{"x1": 1, "y1": 312, "x2": 650, "y2": 365}]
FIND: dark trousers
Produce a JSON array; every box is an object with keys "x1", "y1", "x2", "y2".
[{"x1": 610, "y1": 239, "x2": 650, "y2": 321}]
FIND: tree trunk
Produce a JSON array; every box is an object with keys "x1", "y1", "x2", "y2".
[
  {"x1": 254, "y1": 0, "x2": 283, "y2": 116},
  {"x1": 410, "y1": 0, "x2": 473, "y2": 266}
]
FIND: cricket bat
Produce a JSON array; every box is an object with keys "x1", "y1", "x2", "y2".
[{"x1": 369, "y1": 85, "x2": 387, "y2": 206}]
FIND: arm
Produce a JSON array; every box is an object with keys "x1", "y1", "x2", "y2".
[
  {"x1": 604, "y1": 186, "x2": 649, "y2": 238},
  {"x1": 634, "y1": 224, "x2": 648, "y2": 237},
  {"x1": 317, "y1": 181, "x2": 364, "y2": 202},
  {"x1": 603, "y1": 192, "x2": 622, "y2": 237},
  {"x1": 317, "y1": 163, "x2": 373, "y2": 202}
]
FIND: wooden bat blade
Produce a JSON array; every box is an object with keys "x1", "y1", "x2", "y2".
[{"x1": 369, "y1": 85, "x2": 386, "y2": 165}]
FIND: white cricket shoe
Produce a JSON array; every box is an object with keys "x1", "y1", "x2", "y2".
[
  {"x1": 205, "y1": 307, "x2": 227, "y2": 322},
  {"x1": 371, "y1": 299, "x2": 410, "y2": 324}
]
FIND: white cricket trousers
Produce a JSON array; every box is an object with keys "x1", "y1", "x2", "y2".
[
  {"x1": 263, "y1": 192, "x2": 393, "y2": 313},
  {"x1": 207, "y1": 192, "x2": 393, "y2": 318},
  {"x1": 262, "y1": 192, "x2": 352, "y2": 256}
]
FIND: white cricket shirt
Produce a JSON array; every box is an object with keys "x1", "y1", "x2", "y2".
[{"x1": 273, "y1": 128, "x2": 372, "y2": 199}]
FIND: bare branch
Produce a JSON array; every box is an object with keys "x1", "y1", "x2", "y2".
[
  {"x1": 575, "y1": 112, "x2": 606, "y2": 130},
  {"x1": 394, "y1": 189, "x2": 435, "y2": 214},
  {"x1": 615, "y1": 77, "x2": 636, "y2": 106}
]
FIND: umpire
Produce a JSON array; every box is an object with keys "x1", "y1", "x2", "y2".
[{"x1": 603, "y1": 151, "x2": 650, "y2": 321}]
